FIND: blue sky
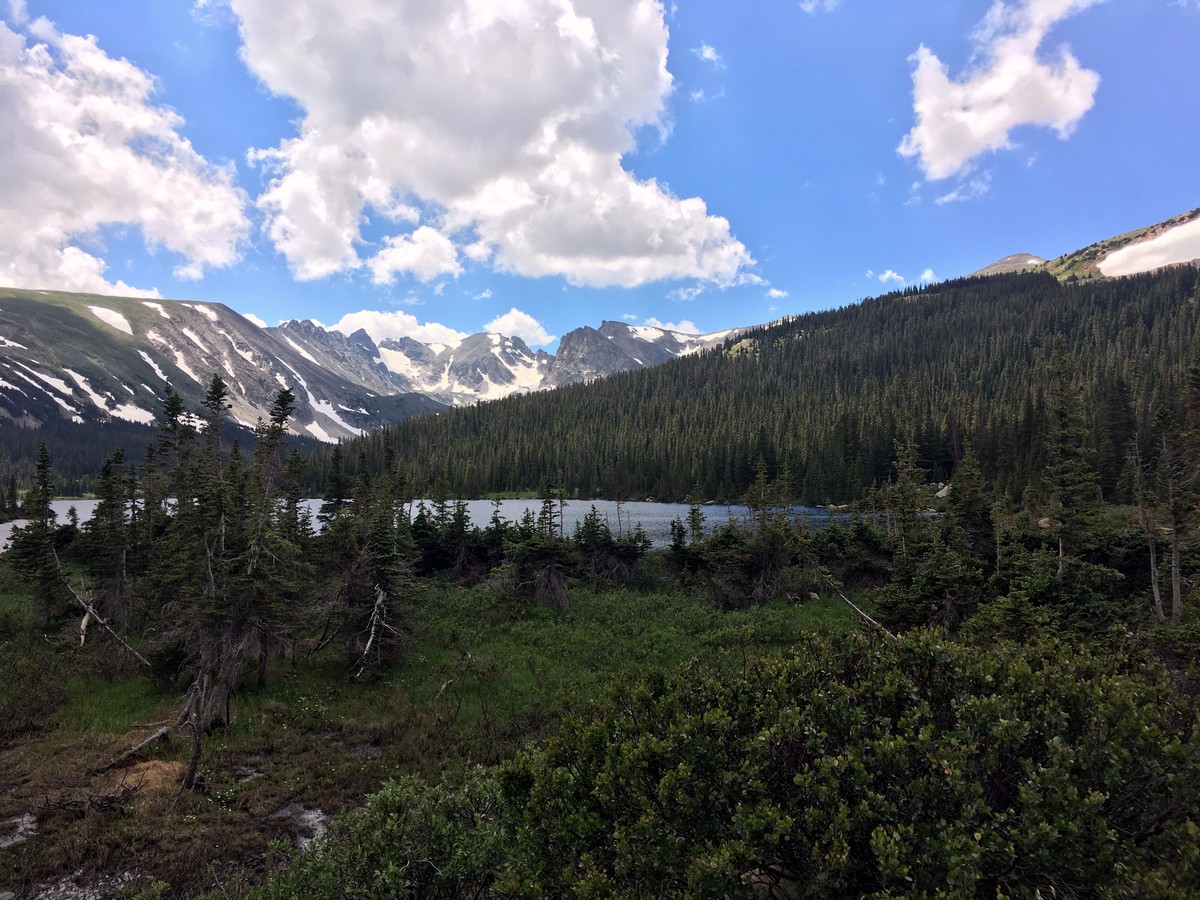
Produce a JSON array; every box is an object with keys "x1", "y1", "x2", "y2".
[{"x1": 0, "y1": 0, "x2": 1196, "y2": 349}]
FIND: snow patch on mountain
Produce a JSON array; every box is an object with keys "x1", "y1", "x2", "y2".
[
  {"x1": 181, "y1": 328, "x2": 211, "y2": 355},
  {"x1": 188, "y1": 303, "x2": 221, "y2": 322},
  {"x1": 15, "y1": 361, "x2": 74, "y2": 397},
  {"x1": 143, "y1": 302, "x2": 170, "y2": 319},
  {"x1": 64, "y1": 368, "x2": 109, "y2": 408},
  {"x1": 1099, "y1": 218, "x2": 1200, "y2": 277},
  {"x1": 310, "y1": 396, "x2": 364, "y2": 436},
  {"x1": 138, "y1": 351, "x2": 168, "y2": 382},
  {"x1": 282, "y1": 335, "x2": 320, "y2": 365},
  {"x1": 172, "y1": 349, "x2": 202, "y2": 384},
  {"x1": 219, "y1": 329, "x2": 255, "y2": 363},
  {"x1": 87, "y1": 306, "x2": 133, "y2": 335},
  {"x1": 0, "y1": 335, "x2": 27, "y2": 349},
  {"x1": 111, "y1": 403, "x2": 156, "y2": 424},
  {"x1": 305, "y1": 421, "x2": 333, "y2": 441}
]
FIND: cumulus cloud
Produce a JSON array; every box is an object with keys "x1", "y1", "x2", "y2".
[
  {"x1": 644, "y1": 316, "x2": 700, "y2": 334},
  {"x1": 878, "y1": 269, "x2": 905, "y2": 285},
  {"x1": 232, "y1": 0, "x2": 753, "y2": 290},
  {"x1": 473, "y1": 288, "x2": 493, "y2": 300},
  {"x1": 799, "y1": 0, "x2": 840, "y2": 13},
  {"x1": 332, "y1": 309, "x2": 468, "y2": 346},
  {"x1": 917, "y1": 268, "x2": 938, "y2": 282},
  {"x1": 0, "y1": 15, "x2": 248, "y2": 296},
  {"x1": 692, "y1": 42, "x2": 725, "y2": 69},
  {"x1": 766, "y1": 287, "x2": 789, "y2": 299},
  {"x1": 484, "y1": 307, "x2": 556, "y2": 345},
  {"x1": 898, "y1": 0, "x2": 1101, "y2": 180},
  {"x1": 242, "y1": 312, "x2": 268, "y2": 328},
  {"x1": 368, "y1": 226, "x2": 462, "y2": 284}
]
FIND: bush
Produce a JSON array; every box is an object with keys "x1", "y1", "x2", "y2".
[
  {"x1": 249, "y1": 633, "x2": 1200, "y2": 898},
  {"x1": 247, "y1": 770, "x2": 506, "y2": 899},
  {"x1": 500, "y1": 632, "x2": 1200, "y2": 897}
]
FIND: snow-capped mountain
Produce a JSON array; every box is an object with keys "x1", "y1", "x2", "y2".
[
  {"x1": 0, "y1": 288, "x2": 742, "y2": 442},
  {"x1": 271, "y1": 318, "x2": 738, "y2": 407},
  {"x1": 374, "y1": 332, "x2": 553, "y2": 404},
  {"x1": 544, "y1": 320, "x2": 737, "y2": 388},
  {"x1": 0, "y1": 289, "x2": 444, "y2": 441}
]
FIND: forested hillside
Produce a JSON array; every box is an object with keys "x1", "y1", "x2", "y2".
[{"x1": 332, "y1": 267, "x2": 1199, "y2": 503}]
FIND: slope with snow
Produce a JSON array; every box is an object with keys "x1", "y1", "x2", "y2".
[{"x1": 1099, "y1": 217, "x2": 1200, "y2": 277}]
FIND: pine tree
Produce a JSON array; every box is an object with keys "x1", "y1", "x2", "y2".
[
  {"x1": 1042, "y1": 346, "x2": 1102, "y2": 579},
  {"x1": 10, "y1": 441, "x2": 66, "y2": 624}
]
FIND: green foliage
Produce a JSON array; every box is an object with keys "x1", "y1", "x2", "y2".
[
  {"x1": 248, "y1": 633, "x2": 1200, "y2": 898},
  {"x1": 248, "y1": 771, "x2": 506, "y2": 899},
  {"x1": 501, "y1": 632, "x2": 1200, "y2": 897}
]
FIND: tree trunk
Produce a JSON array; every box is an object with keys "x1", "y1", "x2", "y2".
[
  {"x1": 1171, "y1": 525, "x2": 1183, "y2": 626},
  {"x1": 1148, "y1": 538, "x2": 1166, "y2": 624},
  {"x1": 182, "y1": 720, "x2": 203, "y2": 790}
]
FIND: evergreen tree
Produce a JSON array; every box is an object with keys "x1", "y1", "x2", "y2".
[
  {"x1": 9, "y1": 441, "x2": 67, "y2": 624},
  {"x1": 1042, "y1": 345, "x2": 1103, "y2": 579}
]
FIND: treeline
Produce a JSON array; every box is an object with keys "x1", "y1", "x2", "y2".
[
  {"x1": 0, "y1": 414, "x2": 321, "y2": 499},
  {"x1": 321, "y1": 267, "x2": 1199, "y2": 503}
]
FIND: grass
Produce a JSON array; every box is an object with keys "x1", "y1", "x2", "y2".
[
  {"x1": 0, "y1": 565, "x2": 860, "y2": 897},
  {"x1": 53, "y1": 677, "x2": 175, "y2": 736}
]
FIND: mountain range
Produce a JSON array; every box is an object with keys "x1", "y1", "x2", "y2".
[{"x1": 0, "y1": 288, "x2": 738, "y2": 442}]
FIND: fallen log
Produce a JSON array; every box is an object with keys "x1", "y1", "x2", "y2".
[{"x1": 91, "y1": 726, "x2": 170, "y2": 775}]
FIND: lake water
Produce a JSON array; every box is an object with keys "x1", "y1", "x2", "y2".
[{"x1": 0, "y1": 498, "x2": 846, "y2": 553}]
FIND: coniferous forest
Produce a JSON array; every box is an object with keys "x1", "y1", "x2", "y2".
[
  {"x1": 326, "y1": 268, "x2": 1199, "y2": 504},
  {"x1": 1, "y1": 268, "x2": 1199, "y2": 897}
]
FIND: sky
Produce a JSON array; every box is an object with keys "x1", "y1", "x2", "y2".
[{"x1": 0, "y1": 0, "x2": 1197, "y2": 350}]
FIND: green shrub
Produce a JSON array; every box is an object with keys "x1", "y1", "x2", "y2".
[
  {"x1": 246, "y1": 770, "x2": 506, "y2": 899},
  {"x1": 500, "y1": 632, "x2": 1200, "y2": 897},
  {"x1": 248, "y1": 632, "x2": 1200, "y2": 898}
]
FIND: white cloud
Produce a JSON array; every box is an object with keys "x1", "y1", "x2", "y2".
[
  {"x1": 368, "y1": 226, "x2": 462, "y2": 284},
  {"x1": 692, "y1": 42, "x2": 725, "y2": 69},
  {"x1": 799, "y1": 0, "x2": 840, "y2": 13},
  {"x1": 667, "y1": 284, "x2": 706, "y2": 301},
  {"x1": 934, "y1": 173, "x2": 992, "y2": 205},
  {"x1": 332, "y1": 309, "x2": 468, "y2": 346},
  {"x1": 233, "y1": 0, "x2": 753, "y2": 290},
  {"x1": 484, "y1": 307, "x2": 556, "y2": 345},
  {"x1": 689, "y1": 88, "x2": 720, "y2": 104},
  {"x1": 0, "y1": 16, "x2": 248, "y2": 296},
  {"x1": 645, "y1": 317, "x2": 700, "y2": 334},
  {"x1": 766, "y1": 287, "x2": 789, "y2": 299},
  {"x1": 898, "y1": 0, "x2": 1101, "y2": 180},
  {"x1": 621, "y1": 312, "x2": 638, "y2": 320},
  {"x1": 243, "y1": 312, "x2": 268, "y2": 328},
  {"x1": 473, "y1": 288, "x2": 493, "y2": 300},
  {"x1": 873, "y1": 267, "x2": 937, "y2": 286}
]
